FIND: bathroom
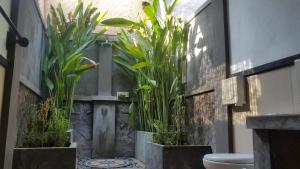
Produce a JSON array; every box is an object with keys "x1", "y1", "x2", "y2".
[{"x1": 1, "y1": 0, "x2": 300, "y2": 169}]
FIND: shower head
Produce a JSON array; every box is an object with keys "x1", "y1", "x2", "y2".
[{"x1": 100, "y1": 40, "x2": 112, "y2": 47}]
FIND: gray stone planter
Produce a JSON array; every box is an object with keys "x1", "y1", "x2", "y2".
[
  {"x1": 135, "y1": 131, "x2": 153, "y2": 163},
  {"x1": 145, "y1": 142, "x2": 212, "y2": 169},
  {"x1": 12, "y1": 143, "x2": 77, "y2": 169}
]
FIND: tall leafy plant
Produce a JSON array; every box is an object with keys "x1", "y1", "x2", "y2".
[
  {"x1": 43, "y1": 0, "x2": 106, "y2": 118},
  {"x1": 24, "y1": 1, "x2": 107, "y2": 147},
  {"x1": 102, "y1": 0, "x2": 189, "y2": 144}
]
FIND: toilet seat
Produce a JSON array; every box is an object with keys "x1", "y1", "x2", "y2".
[
  {"x1": 203, "y1": 153, "x2": 254, "y2": 164},
  {"x1": 203, "y1": 153, "x2": 254, "y2": 169}
]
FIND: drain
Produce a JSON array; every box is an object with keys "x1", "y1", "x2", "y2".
[{"x1": 85, "y1": 159, "x2": 131, "y2": 168}]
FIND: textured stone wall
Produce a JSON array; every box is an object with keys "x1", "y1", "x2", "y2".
[
  {"x1": 16, "y1": 84, "x2": 41, "y2": 147},
  {"x1": 115, "y1": 103, "x2": 135, "y2": 157},
  {"x1": 71, "y1": 102, "x2": 93, "y2": 158},
  {"x1": 186, "y1": 0, "x2": 229, "y2": 153},
  {"x1": 71, "y1": 101, "x2": 134, "y2": 158},
  {"x1": 186, "y1": 92, "x2": 216, "y2": 151}
]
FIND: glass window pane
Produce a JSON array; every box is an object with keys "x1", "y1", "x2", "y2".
[{"x1": 0, "y1": 0, "x2": 11, "y2": 58}]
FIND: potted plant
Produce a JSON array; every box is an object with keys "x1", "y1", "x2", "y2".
[
  {"x1": 13, "y1": 1, "x2": 106, "y2": 169},
  {"x1": 13, "y1": 98, "x2": 77, "y2": 169},
  {"x1": 102, "y1": 0, "x2": 212, "y2": 168}
]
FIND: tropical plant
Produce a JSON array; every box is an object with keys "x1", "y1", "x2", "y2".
[
  {"x1": 102, "y1": 0, "x2": 189, "y2": 145},
  {"x1": 42, "y1": 0, "x2": 107, "y2": 118},
  {"x1": 23, "y1": 0, "x2": 107, "y2": 148}
]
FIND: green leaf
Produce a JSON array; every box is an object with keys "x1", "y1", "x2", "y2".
[
  {"x1": 167, "y1": 0, "x2": 179, "y2": 14},
  {"x1": 153, "y1": 0, "x2": 159, "y2": 13},
  {"x1": 159, "y1": 0, "x2": 167, "y2": 20},
  {"x1": 132, "y1": 62, "x2": 151, "y2": 69},
  {"x1": 62, "y1": 22, "x2": 76, "y2": 43},
  {"x1": 57, "y1": 3, "x2": 66, "y2": 25},
  {"x1": 143, "y1": 4, "x2": 156, "y2": 24},
  {"x1": 72, "y1": 0, "x2": 83, "y2": 18},
  {"x1": 95, "y1": 28, "x2": 107, "y2": 38},
  {"x1": 71, "y1": 64, "x2": 97, "y2": 75},
  {"x1": 65, "y1": 40, "x2": 92, "y2": 61},
  {"x1": 169, "y1": 77, "x2": 178, "y2": 94},
  {"x1": 113, "y1": 55, "x2": 137, "y2": 73},
  {"x1": 132, "y1": 31, "x2": 152, "y2": 56},
  {"x1": 97, "y1": 11, "x2": 108, "y2": 23},
  {"x1": 101, "y1": 18, "x2": 140, "y2": 27},
  {"x1": 46, "y1": 78, "x2": 54, "y2": 91},
  {"x1": 62, "y1": 53, "x2": 82, "y2": 73}
]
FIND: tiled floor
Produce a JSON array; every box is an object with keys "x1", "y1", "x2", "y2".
[{"x1": 77, "y1": 157, "x2": 145, "y2": 169}]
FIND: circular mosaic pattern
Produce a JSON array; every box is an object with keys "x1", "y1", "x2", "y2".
[{"x1": 85, "y1": 159, "x2": 131, "y2": 168}]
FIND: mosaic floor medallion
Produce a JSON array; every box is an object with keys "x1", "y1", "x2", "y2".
[{"x1": 85, "y1": 159, "x2": 131, "y2": 168}]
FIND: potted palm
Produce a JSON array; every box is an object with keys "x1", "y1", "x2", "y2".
[
  {"x1": 102, "y1": 0, "x2": 212, "y2": 168},
  {"x1": 13, "y1": 1, "x2": 106, "y2": 169}
]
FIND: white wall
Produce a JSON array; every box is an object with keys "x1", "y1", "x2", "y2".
[
  {"x1": 229, "y1": 0, "x2": 300, "y2": 153},
  {"x1": 229, "y1": 0, "x2": 300, "y2": 74},
  {"x1": 43, "y1": 0, "x2": 145, "y2": 35},
  {"x1": 233, "y1": 66, "x2": 300, "y2": 153}
]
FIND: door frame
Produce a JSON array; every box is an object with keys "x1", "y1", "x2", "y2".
[{"x1": 0, "y1": 0, "x2": 21, "y2": 167}]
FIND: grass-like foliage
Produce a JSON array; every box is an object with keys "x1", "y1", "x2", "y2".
[
  {"x1": 23, "y1": 98, "x2": 70, "y2": 147},
  {"x1": 102, "y1": 0, "x2": 189, "y2": 145}
]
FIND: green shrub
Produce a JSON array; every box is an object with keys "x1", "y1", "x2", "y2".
[
  {"x1": 48, "y1": 107, "x2": 70, "y2": 147},
  {"x1": 23, "y1": 104, "x2": 49, "y2": 147},
  {"x1": 152, "y1": 120, "x2": 187, "y2": 145},
  {"x1": 153, "y1": 132, "x2": 187, "y2": 145},
  {"x1": 23, "y1": 98, "x2": 70, "y2": 147}
]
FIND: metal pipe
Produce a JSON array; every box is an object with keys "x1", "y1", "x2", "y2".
[{"x1": 0, "y1": 5, "x2": 28, "y2": 47}]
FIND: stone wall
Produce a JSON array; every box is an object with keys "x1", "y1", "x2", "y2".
[
  {"x1": 185, "y1": 0, "x2": 229, "y2": 153},
  {"x1": 115, "y1": 103, "x2": 135, "y2": 157},
  {"x1": 186, "y1": 92, "x2": 216, "y2": 150},
  {"x1": 71, "y1": 101, "x2": 135, "y2": 158},
  {"x1": 71, "y1": 102, "x2": 93, "y2": 158}
]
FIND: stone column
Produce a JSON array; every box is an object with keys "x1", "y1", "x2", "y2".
[
  {"x1": 98, "y1": 46, "x2": 112, "y2": 96},
  {"x1": 92, "y1": 45, "x2": 116, "y2": 158}
]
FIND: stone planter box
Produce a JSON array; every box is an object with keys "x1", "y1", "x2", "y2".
[
  {"x1": 135, "y1": 131, "x2": 153, "y2": 163},
  {"x1": 12, "y1": 143, "x2": 77, "y2": 169},
  {"x1": 145, "y1": 142, "x2": 212, "y2": 169}
]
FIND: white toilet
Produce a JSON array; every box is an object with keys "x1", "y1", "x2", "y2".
[{"x1": 203, "y1": 153, "x2": 254, "y2": 169}]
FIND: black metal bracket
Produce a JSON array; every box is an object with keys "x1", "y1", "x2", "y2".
[
  {"x1": 0, "y1": 5, "x2": 28, "y2": 47},
  {"x1": 0, "y1": 54, "x2": 7, "y2": 67}
]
